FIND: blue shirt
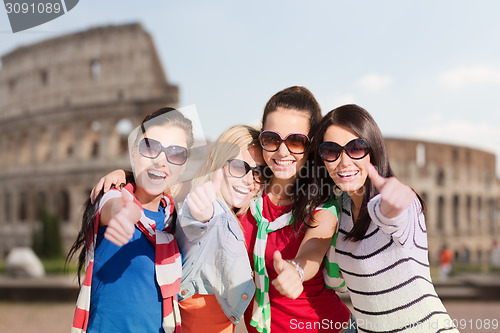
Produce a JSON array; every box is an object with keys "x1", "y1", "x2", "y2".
[{"x1": 88, "y1": 206, "x2": 166, "y2": 333}]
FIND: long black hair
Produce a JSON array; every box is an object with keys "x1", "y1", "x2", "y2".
[{"x1": 66, "y1": 107, "x2": 193, "y2": 284}]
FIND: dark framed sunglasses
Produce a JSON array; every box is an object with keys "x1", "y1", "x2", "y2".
[
  {"x1": 319, "y1": 138, "x2": 370, "y2": 162},
  {"x1": 138, "y1": 138, "x2": 188, "y2": 165},
  {"x1": 259, "y1": 130, "x2": 310, "y2": 154},
  {"x1": 227, "y1": 159, "x2": 270, "y2": 184}
]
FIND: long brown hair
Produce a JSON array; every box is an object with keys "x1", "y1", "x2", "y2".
[
  {"x1": 297, "y1": 104, "x2": 396, "y2": 241},
  {"x1": 261, "y1": 86, "x2": 322, "y2": 233},
  {"x1": 261, "y1": 86, "x2": 321, "y2": 138}
]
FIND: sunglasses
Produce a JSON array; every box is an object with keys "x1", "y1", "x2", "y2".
[
  {"x1": 138, "y1": 138, "x2": 188, "y2": 165},
  {"x1": 259, "y1": 130, "x2": 310, "y2": 154},
  {"x1": 319, "y1": 138, "x2": 370, "y2": 162},
  {"x1": 227, "y1": 159, "x2": 269, "y2": 184}
]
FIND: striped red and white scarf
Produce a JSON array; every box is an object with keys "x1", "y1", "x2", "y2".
[{"x1": 71, "y1": 183, "x2": 182, "y2": 333}]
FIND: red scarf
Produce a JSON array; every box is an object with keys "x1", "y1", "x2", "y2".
[{"x1": 71, "y1": 183, "x2": 182, "y2": 333}]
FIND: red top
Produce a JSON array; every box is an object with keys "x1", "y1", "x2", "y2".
[{"x1": 240, "y1": 193, "x2": 350, "y2": 332}]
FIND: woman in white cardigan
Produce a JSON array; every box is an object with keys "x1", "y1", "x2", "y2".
[{"x1": 276, "y1": 104, "x2": 459, "y2": 333}]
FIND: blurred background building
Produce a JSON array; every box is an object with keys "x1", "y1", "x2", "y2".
[
  {"x1": 0, "y1": 23, "x2": 499, "y2": 266},
  {"x1": 0, "y1": 23, "x2": 178, "y2": 256},
  {"x1": 386, "y1": 138, "x2": 500, "y2": 264}
]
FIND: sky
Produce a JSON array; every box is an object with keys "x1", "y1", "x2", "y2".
[{"x1": 1, "y1": 1, "x2": 500, "y2": 175}]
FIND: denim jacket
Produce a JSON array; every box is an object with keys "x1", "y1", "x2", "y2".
[{"x1": 175, "y1": 198, "x2": 255, "y2": 325}]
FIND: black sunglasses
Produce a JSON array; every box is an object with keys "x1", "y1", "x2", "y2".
[
  {"x1": 138, "y1": 138, "x2": 188, "y2": 165},
  {"x1": 319, "y1": 138, "x2": 370, "y2": 162},
  {"x1": 227, "y1": 159, "x2": 269, "y2": 184},
  {"x1": 259, "y1": 130, "x2": 310, "y2": 154}
]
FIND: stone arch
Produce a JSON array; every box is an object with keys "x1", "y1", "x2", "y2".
[
  {"x1": 420, "y1": 192, "x2": 428, "y2": 207},
  {"x1": 115, "y1": 117, "x2": 134, "y2": 156},
  {"x1": 436, "y1": 169, "x2": 445, "y2": 186},
  {"x1": 477, "y1": 248, "x2": 483, "y2": 264},
  {"x1": 35, "y1": 190, "x2": 47, "y2": 220},
  {"x1": 4, "y1": 191, "x2": 11, "y2": 223},
  {"x1": 452, "y1": 195, "x2": 459, "y2": 235},
  {"x1": 18, "y1": 190, "x2": 28, "y2": 222},
  {"x1": 6, "y1": 136, "x2": 16, "y2": 166},
  {"x1": 0, "y1": 192, "x2": 4, "y2": 224},
  {"x1": 437, "y1": 196, "x2": 445, "y2": 233},
  {"x1": 82, "y1": 121, "x2": 101, "y2": 159},
  {"x1": 489, "y1": 198, "x2": 496, "y2": 234},
  {"x1": 57, "y1": 189, "x2": 71, "y2": 222},
  {"x1": 40, "y1": 69, "x2": 49, "y2": 85},
  {"x1": 477, "y1": 197, "x2": 483, "y2": 234},
  {"x1": 0, "y1": 134, "x2": 5, "y2": 168},
  {"x1": 57, "y1": 125, "x2": 75, "y2": 159},
  {"x1": 36, "y1": 128, "x2": 50, "y2": 163},
  {"x1": 466, "y1": 195, "x2": 472, "y2": 233},
  {"x1": 19, "y1": 132, "x2": 30, "y2": 165}
]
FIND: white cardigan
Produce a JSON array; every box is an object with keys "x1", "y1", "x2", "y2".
[{"x1": 335, "y1": 193, "x2": 459, "y2": 333}]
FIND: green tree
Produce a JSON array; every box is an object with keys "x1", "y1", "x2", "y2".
[{"x1": 33, "y1": 207, "x2": 63, "y2": 259}]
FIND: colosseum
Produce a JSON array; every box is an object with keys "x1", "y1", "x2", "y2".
[
  {"x1": 0, "y1": 23, "x2": 499, "y2": 267},
  {"x1": 0, "y1": 23, "x2": 179, "y2": 256},
  {"x1": 385, "y1": 138, "x2": 500, "y2": 263}
]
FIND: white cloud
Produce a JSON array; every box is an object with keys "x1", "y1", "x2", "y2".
[
  {"x1": 356, "y1": 73, "x2": 394, "y2": 92},
  {"x1": 437, "y1": 65, "x2": 500, "y2": 89}
]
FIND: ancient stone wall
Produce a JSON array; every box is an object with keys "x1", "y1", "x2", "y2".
[
  {"x1": 0, "y1": 23, "x2": 178, "y2": 256},
  {"x1": 385, "y1": 138, "x2": 500, "y2": 264}
]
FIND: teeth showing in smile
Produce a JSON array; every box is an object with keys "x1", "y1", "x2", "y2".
[
  {"x1": 233, "y1": 186, "x2": 250, "y2": 195},
  {"x1": 274, "y1": 160, "x2": 293, "y2": 166},
  {"x1": 147, "y1": 170, "x2": 166, "y2": 180},
  {"x1": 338, "y1": 170, "x2": 359, "y2": 178}
]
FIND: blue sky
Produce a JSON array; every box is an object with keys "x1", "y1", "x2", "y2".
[{"x1": 1, "y1": 1, "x2": 500, "y2": 175}]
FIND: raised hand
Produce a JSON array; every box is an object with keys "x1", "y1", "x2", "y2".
[
  {"x1": 104, "y1": 188, "x2": 142, "y2": 246},
  {"x1": 368, "y1": 163, "x2": 416, "y2": 218},
  {"x1": 90, "y1": 169, "x2": 128, "y2": 204},
  {"x1": 271, "y1": 251, "x2": 304, "y2": 299},
  {"x1": 186, "y1": 169, "x2": 224, "y2": 222}
]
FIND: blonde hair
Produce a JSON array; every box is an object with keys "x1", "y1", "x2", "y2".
[
  {"x1": 196, "y1": 125, "x2": 260, "y2": 182},
  {"x1": 195, "y1": 125, "x2": 260, "y2": 213}
]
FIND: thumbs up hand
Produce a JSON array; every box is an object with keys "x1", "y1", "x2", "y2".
[
  {"x1": 368, "y1": 164, "x2": 416, "y2": 218},
  {"x1": 272, "y1": 251, "x2": 304, "y2": 299},
  {"x1": 104, "y1": 188, "x2": 142, "y2": 246},
  {"x1": 187, "y1": 169, "x2": 224, "y2": 222}
]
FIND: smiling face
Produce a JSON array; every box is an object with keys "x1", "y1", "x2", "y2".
[
  {"x1": 322, "y1": 125, "x2": 371, "y2": 201},
  {"x1": 220, "y1": 145, "x2": 264, "y2": 208},
  {"x1": 261, "y1": 107, "x2": 310, "y2": 182},
  {"x1": 132, "y1": 125, "x2": 188, "y2": 198}
]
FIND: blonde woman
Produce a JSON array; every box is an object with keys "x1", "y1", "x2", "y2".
[
  {"x1": 175, "y1": 125, "x2": 270, "y2": 333},
  {"x1": 91, "y1": 125, "x2": 268, "y2": 332}
]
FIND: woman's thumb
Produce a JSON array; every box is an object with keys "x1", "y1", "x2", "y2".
[{"x1": 273, "y1": 251, "x2": 285, "y2": 274}]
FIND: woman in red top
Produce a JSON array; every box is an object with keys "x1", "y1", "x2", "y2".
[
  {"x1": 240, "y1": 86, "x2": 355, "y2": 333},
  {"x1": 89, "y1": 87, "x2": 355, "y2": 332}
]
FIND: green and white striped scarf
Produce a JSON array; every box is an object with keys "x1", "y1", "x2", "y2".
[
  {"x1": 249, "y1": 193, "x2": 345, "y2": 333},
  {"x1": 321, "y1": 199, "x2": 347, "y2": 292},
  {"x1": 249, "y1": 193, "x2": 293, "y2": 333}
]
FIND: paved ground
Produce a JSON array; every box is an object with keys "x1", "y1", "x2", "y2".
[
  {"x1": 1, "y1": 301, "x2": 499, "y2": 333},
  {"x1": 1, "y1": 273, "x2": 499, "y2": 332}
]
